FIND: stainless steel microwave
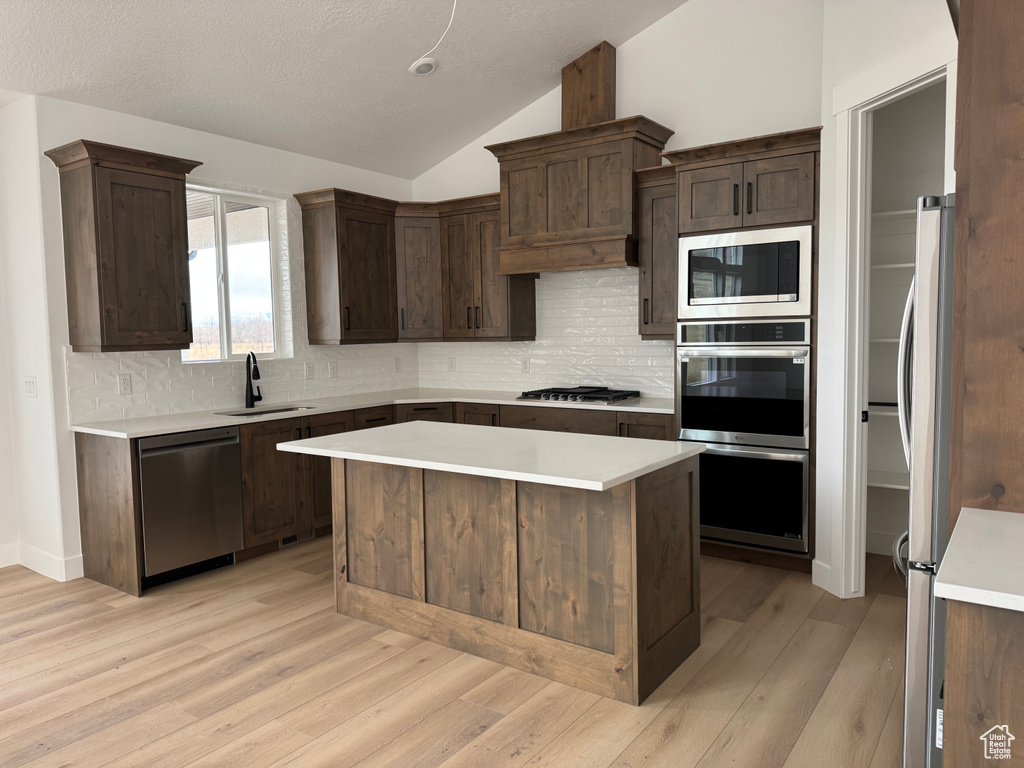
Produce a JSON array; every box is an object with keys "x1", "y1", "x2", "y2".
[{"x1": 678, "y1": 225, "x2": 813, "y2": 319}]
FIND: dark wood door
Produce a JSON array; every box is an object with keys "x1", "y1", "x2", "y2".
[
  {"x1": 307, "y1": 411, "x2": 354, "y2": 533},
  {"x1": 742, "y1": 154, "x2": 815, "y2": 227},
  {"x1": 472, "y1": 210, "x2": 509, "y2": 338},
  {"x1": 616, "y1": 412, "x2": 676, "y2": 441},
  {"x1": 498, "y1": 405, "x2": 617, "y2": 436},
  {"x1": 677, "y1": 163, "x2": 744, "y2": 234},
  {"x1": 441, "y1": 214, "x2": 476, "y2": 339},
  {"x1": 94, "y1": 167, "x2": 192, "y2": 348},
  {"x1": 395, "y1": 216, "x2": 442, "y2": 340},
  {"x1": 395, "y1": 403, "x2": 454, "y2": 423},
  {"x1": 240, "y1": 417, "x2": 305, "y2": 548},
  {"x1": 639, "y1": 183, "x2": 678, "y2": 338},
  {"x1": 338, "y1": 206, "x2": 398, "y2": 342},
  {"x1": 455, "y1": 402, "x2": 500, "y2": 427},
  {"x1": 353, "y1": 405, "x2": 396, "y2": 430}
]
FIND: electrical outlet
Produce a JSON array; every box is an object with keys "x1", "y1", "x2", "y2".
[
  {"x1": 328, "y1": 361, "x2": 338, "y2": 379},
  {"x1": 117, "y1": 373, "x2": 132, "y2": 395},
  {"x1": 447, "y1": 357, "x2": 457, "y2": 372},
  {"x1": 304, "y1": 363, "x2": 314, "y2": 380},
  {"x1": 23, "y1": 376, "x2": 37, "y2": 398},
  {"x1": 521, "y1": 358, "x2": 530, "y2": 373},
  {"x1": 394, "y1": 357, "x2": 401, "y2": 374}
]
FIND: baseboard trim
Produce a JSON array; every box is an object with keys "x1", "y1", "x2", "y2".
[
  {"x1": 18, "y1": 543, "x2": 83, "y2": 582},
  {"x1": 812, "y1": 558, "x2": 834, "y2": 595},
  {"x1": 0, "y1": 542, "x2": 18, "y2": 568}
]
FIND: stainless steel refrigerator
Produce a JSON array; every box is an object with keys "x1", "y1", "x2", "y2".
[{"x1": 895, "y1": 194, "x2": 955, "y2": 768}]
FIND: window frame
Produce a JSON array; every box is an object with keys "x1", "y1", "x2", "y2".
[{"x1": 183, "y1": 185, "x2": 285, "y2": 363}]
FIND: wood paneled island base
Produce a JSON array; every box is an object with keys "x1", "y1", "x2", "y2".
[{"x1": 280, "y1": 421, "x2": 703, "y2": 705}]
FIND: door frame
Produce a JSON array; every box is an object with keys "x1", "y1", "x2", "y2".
[{"x1": 831, "y1": 37, "x2": 956, "y2": 599}]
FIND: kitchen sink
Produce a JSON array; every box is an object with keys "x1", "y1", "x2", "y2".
[{"x1": 215, "y1": 406, "x2": 318, "y2": 418}]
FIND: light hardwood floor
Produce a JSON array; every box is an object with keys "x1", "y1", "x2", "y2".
[{"x1": 0, "y1": 538, "x2": 907, "y2": 767}]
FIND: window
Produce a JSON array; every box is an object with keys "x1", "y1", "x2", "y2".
[{"x1": 183, "y1": 189, "x2": 280, "y2": 361}]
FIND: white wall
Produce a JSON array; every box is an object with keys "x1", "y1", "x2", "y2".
[
  {"x1": 814, "y1": 0, "x2": 956, "y2": 596},
  {"x1": 3, "y1": 95, "x2": 417, "y2": 579},
  {"x1": 0, "y1": 97, "x2": 69, "y2": 576},
  {"x1": 0, "y1": 213, "x2": 20, "y2": 566}
]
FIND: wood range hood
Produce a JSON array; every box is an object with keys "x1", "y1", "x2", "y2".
[{"x1": 486, "y1": 42, "x2": 673, "y2": 275}]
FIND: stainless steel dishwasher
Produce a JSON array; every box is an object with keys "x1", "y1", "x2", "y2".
[{"x1": 138, "y1": 427, "x2": 244, "y2": 578}]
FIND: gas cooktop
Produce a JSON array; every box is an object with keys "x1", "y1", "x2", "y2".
[{"x1": 518, "y1": 386, "x2": 641, "y2": 404}]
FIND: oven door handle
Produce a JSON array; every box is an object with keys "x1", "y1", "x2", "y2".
[
  {"x1": 677, "y1": 347, "x2": 809, "y2": 359},
  {"x1": 700, "y1": 443, "x2": 809, "y2": 463}
]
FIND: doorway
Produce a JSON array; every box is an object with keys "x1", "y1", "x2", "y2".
[{"x1": 861, "y1": 83, "x2": 947, "y2": 556}]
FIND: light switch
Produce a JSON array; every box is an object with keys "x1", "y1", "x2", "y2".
[{"x1": 23, "y1": 377, "x2": 37, "y2": 398}]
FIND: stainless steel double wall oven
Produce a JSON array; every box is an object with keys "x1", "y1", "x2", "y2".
[{"x1": 677, "y1": 225, "x2": 814, "y2": 554}]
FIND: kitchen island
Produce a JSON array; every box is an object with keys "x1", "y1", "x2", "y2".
[{"x1": 279, "y1": 421, "x2": 703, "y2": 704}]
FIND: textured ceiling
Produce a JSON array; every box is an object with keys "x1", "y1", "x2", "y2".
[{"x1": 0, "y1": 0, "x2": 689, "y2": 178}]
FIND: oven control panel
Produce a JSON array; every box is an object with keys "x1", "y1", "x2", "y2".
[{"x1": 677, "y1": 319, "x2": 809, "y2": 346}]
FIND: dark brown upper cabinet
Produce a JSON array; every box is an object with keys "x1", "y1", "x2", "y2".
[
  {"x1": 394, "y1": 209, "x2": 443, "y2": 340},
  {"x1": 636, "y1": 165, "x2": 678, "y2": 340},
  {"x1": 295, "y1": 189, "x2": 399, "y2": 344},
  {"x1": 666, "y1": 128, "x2": 821, "y2": 235},
  {"x1": 485, "y1": 117, "x2": 673, "y2": 275},
  {"x1": 440, "y1": 195, "x2": 536, "y2": 340},
  {"x1": 43, "y1": 140, "x2": 202, "y2": 352}
]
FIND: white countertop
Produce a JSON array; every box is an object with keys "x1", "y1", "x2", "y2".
[
  {"x1": 69, "y1": 387, "x2": 675, "y2": 440},
  {"x1": 935, "y1": 507, "x2": 1024, "y2": 613},
  {"x1": 278, "y1": 421, "x2": 702, "y2": 491}
]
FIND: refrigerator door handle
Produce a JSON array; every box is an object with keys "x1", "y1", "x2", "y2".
[
  {"x1": 893, "y1": 529, "x2": 909, "y2": 586},
  {"x1": 897, "y1": 276, "x2": 915, "y2": 468}
]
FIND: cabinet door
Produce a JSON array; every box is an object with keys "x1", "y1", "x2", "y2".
[
  {"x1": 354, "y1": 405, "x2": 396, "y2": 430},
  {"x1": 338, "y1": 206, "x2": 398, "y2": 342},
  {"x1": 396, "y1": 402, "x2": 454, "y2": 423},
  {"x1": 742, "y1": 154, "x2": 815, "y2": 227},
  {"x1": 498, "y1": 405, "x2": 617, "y2": 436},
  {"x1": 395, "y1": 216, "x2": 443, "y2": 340},
  {"x1": 472, "y1": 210, "x2": 510, "y2": 338},
  {"x1": 677, "y1": 163, "x2": 744, "y2": 234},
  {"x1": 307, "y1": 411, "x2": 354, "y2": 532},
  {"x1": 441, "y1": 214, "x2": 476, "y2": 339},
  {"x1": 301, "y1": 205, "x2": 342, "y2": 344},
  {"x1": 240, "y1": 418, "x2": 305, "y2": 548},
  {"x1": 455, "y1": 402, "x2": 500, "y2": 427},
  {"x1": 616, "y1": 412, "x2": 676, "y2": 441},
  {"x1": 94, "y1": 167, "x2": 192, "y2": 348},
  {"x1": 639, "y1": 183, "x2": 678, "y2": 338}
]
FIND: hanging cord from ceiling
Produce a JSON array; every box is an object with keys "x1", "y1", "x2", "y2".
[{"x1": 409, "y1": 0, "x2": 458, "y2": 75}]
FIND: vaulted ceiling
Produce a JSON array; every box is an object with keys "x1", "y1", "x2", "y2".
[{"x1": 0, "y1": 0, "x2": 689, "y2": 177}]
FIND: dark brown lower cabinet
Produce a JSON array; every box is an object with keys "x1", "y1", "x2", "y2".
[
  {"x1": 307, "y1": 411, "x2": 355, "y2": 533},
  {"x1": 240, "y1": 417, "x2": 307, "y2": 548},
  {"x1": 454, "y1": 402, "x2": 500, "y2": 427},
  {"x1": 498, "y1": 405, "x2": 617, "y2": 435},
  {"x1": 616, "y1": 412, "x2": 676, "y2": 440},
  {"x1": 354, "y1": 405, "x2": 396, "y2": 430},
  {"x1": 74, "y1": 400, "x2": 676, "y2": 595},
  {"x1": 944, "y1": 600, "x2": 1024, "y2": 767},
  {"x1": 395, "y1": 402, "x2": 454, "y2": 423}
]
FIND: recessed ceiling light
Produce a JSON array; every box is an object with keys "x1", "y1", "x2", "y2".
[
  {"x1": 409, "y1": 57, "x2": 438, "y2": 76},
  {"x1": 409, "y1": 0, "x2": 457, "y2": 76}
]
